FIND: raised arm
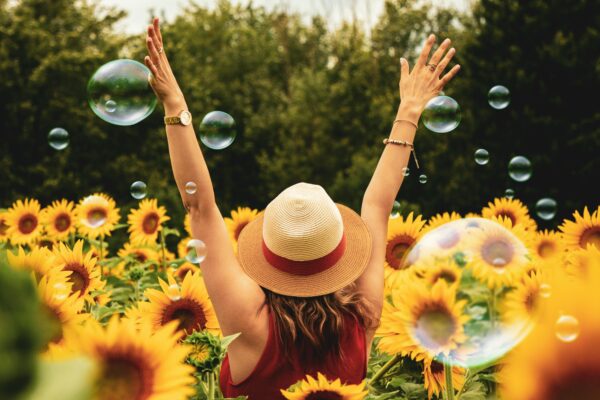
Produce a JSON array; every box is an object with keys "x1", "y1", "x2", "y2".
[
  {"x1": 358, "y1": 34, "x2": 460, "y2": 329},
  {"x1": 144, "y1": 18, "x2": 265, "y2": 337}
]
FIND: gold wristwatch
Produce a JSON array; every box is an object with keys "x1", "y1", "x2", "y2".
[{"x1": 164, "y1": 110, "x2": 192, "y2": 126}]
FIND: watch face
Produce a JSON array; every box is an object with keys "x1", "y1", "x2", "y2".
[{"x1": 180, "y1": 111, "x2": 192, "y2": 126}]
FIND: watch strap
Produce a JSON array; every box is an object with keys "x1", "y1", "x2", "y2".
[{"x1": 164, "y1": 115, "x2": 182, "y2": 125}]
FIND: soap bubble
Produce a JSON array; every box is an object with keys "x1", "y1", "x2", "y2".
[
  {"x1": 402, "y1": 167, "x2": 410, "y2": 177},
  {"x1": 391, "y1": 201, "x2": 402, "y2": 219},
  {"x1": 78, "y1": 195, "x2": 108, "y2": 229},
  {"x1": 555, "y1": 315, "x2": 579, "y2": 343},
  {"x1": 422, "y1": 96, "x2": 461, "y2": 134},
  {"x1": 488, "y1": 85, "x2": 510, "y2": 110},
  {"x1": 539, "y1": 283, "x2": 551, "y2": 299},
  {"x1": 130, "y1": 181, "x2": 147, "y2": 200},
  {"x1": 185, "y1": 182, "x2": 197, "y2": 195},
  {"x1": 505, "y1": 189, "x2": 515, "y2": 199},
  {"x1": 508, "y1": 156, "x2": 532, "y2": 182},
  {"x1": 87, "y1": 59, "x2": 157, "y2": 126},
  {"x1": 48, "y1": 128, "x2": 69, "y2": 150},
  {"x1": 474, "y1": 149, "x2": 489, "y2": 165},
  {"x1": 419, "y1": 174, "x2": 428, "y2": 184},
  {"x1": 389, "y1": 218, "x2": 535, "y2": 368},
  {"x1": 186, "y1": 239, "x2": 207, "y2": 264},
  {"x1": 199, "y1": 111, "x2": 236, "y2": 150},
  {"x1": 535, "y1": 198, "x2": 557, "y2": 220}
]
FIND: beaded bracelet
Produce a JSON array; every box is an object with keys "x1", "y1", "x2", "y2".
[{"x1": 383, "y1": 138, "x2": 420, "y2": 169}]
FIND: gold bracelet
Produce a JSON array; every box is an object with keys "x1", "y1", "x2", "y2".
[
  {"x1": 393, "y1": 119, "x2": 418, "y2": 129},
  {"x1": 383, "y1": 138, "x2": 420, "y2": 169}
]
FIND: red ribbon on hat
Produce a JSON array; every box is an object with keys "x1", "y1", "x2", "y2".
[{"x1": 262, "y1": 234, "x2": 346, "y2": 276}]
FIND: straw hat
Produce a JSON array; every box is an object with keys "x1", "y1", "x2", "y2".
[{"x1": 237, "y1": 182, "x2": 372, "y2": 297}]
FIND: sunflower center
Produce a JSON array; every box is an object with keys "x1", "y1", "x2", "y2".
[
  {"x1": 234, "y1": 221, "x2": 249, "y2": 241},
  {"x1": 64, "y1": 264, "x2": 90, "y2": 296},
  {"x1": 134, "y1": 251, "x2": 148, "y2": 262},
  {"x1": 481, "y1": 238, "x2": 514, "y2": 268},
  {"x1": 305, "y1": 391, "x2": 344, "y2": 400},
  {"x1": 430, "y1": 360, "x2": 444, "y2": 374},
  {"x1": 86, "y1": 208, "x2": 107, "y2": 227},
  {"x1": 0, "y1": 219, "x2": 8, "y2": 236},
  {"x1": 497, "y1": 211, "x2": 516, "y2": 226},
  {"x1": 414, "y1": 307, "x2": 457, "y2": 349},
  {"x1": 189, "y1": 345, "x2": 210, "y2": 364},
  {"x1": 142, "y1": 213, "x2": 160, "y2": 234},
  {"x1": 96, "y1": 356, "x2": 153, "y2": 400},
  {"x1": 38, "y1": 239, "x2": 54, "y2": 249},
  {"x1": 435, "y1": 270, "x2": 458, "y2": 284},
  {"x1": 54, "y1": 213, "x2": 71, "y2": 232},
  {"x1": 18, "y1": 213, "x2": 38, "y2": 234},
  {"x1": 580, "y1": 227, "x2": 600, "y2": 249},
  {"x1": 436, "y1": 227, "x2": 460, "y2": 249},
  {"x1": 176, "y1": 266, "x2": 194, "y2": 279},
  {"x1": 386, "y1": 235, "x2": 416, "y2": 270},
  {"x1": 538, "y1": 240, "x2": 556, "y2": 258},
  {"x1": 524, "y1": 288, "x2": 539, "y2": 314},
  {"x1": 162, "y1": 298, "x2": 207, "y2": 334}
]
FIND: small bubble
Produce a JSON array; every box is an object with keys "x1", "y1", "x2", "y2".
[
  {"x1": 419, "y1": 174, "x2": 428, "y2": 184},
  {"x1": 48, "y1": 127, "x2": 69, "y2": 150},
  {"x1": 185, "y1": 181, "x2": 197, "y2": 194},
  {"x1": 535, "y1": 198, "x2": 557, "y2": 221},
  {"x1": 186, "y1": 239, "x2": 207, "y2": 264},
  {"x1": 488, "y1": 85, "x2": 511, "y2": 110},
  {"x1": 539, "y1": 283, "x2": 551, "y2": 299},
  {"x1": 508, "y1": 156, "x2": 532, "y2": 182},
  {"x1": 105, "y1": 99, "x2": 117, "y2": 113},
  {"x1": 167, "y1": 284, "x2": 181, "y2": 301},
  {"x1": 474, "y1": 148, "x2": 489, "y2": 165},
  {"x1": 555, "y1": 314, "x2": 580, "y2": 343},
  {"x1": 390, "y1": 201, "x2": 402, "y2": 219},
  {"x1": 505, "y1": 188, "x2": 515, "y2": 199},
  {"x1": 130, "y1": 181, "x2": 147, "y2": 200},
  {"x1": 402, "y1": 167, "x2": 410, "y2": 177}
]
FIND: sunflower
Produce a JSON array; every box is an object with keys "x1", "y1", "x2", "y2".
[
  {"x1": 565, "y1": 244, "x2": 600, "y2": 279},
  {"x1": 0, "y1": 211, "x2": 9, "y2": 243},
  {"x1": 75, "y1": 193, "x2": 120, "y2": 239},
  {"x1": 178, "y1": 236, "x2": 192, "y2": 258},
  {"x1": 502, "y1": 271, "x2": 548, "y2": 324},
  {"x1": 41, "y1": 199, "x2": 76, "y2": 241},
  {"x1": 138, "y1": 272, "x2": 220, "y2": 336},
  {"x1": 170, "y1": 262, "x2": 201, "y2": 282},
  {"x1": 60, "y1": 316, "x2": 196, "y2": 400},
  {"x1": 7, "y1": 246, "x2": 58, "y2": 281},
  {"x1": 414, "y1": 257, "x2": 463, "y2": 288},
  {"x1": 5, "y1": 198, "x2": 43, "y2": 245},
  {"x1": 53, "y1": 241, "x2": 104, "y2": 300},
  {"x1": 560, "y1": 206, "x2": 600, "y2": 250},
  {"x1": 184, "y1": 213, "x2": 191, "y2": 236},
  {"x1": 422, "y1": 212, "x2": 462, "y2": 233},
  {"x1": 467, "y1": 217, "x2": 531, "y2": 289},
  {"x1": 224, "y1": 207, "x2": 260, "y2": 251},
  {"x1": 423, "y1": 357, "x2": 465, "y2": 400},
  {"x1": 37, "y1": 270, "x2": 86, "y2": 349},
  {"x1": 500, "y1": 268, "x2": 600, "y2": 400},
  {"x1": 531, "y1": 230, "x2": 565, "y2": 262},
  {"x1": 385, "y1": 212, "x2": 426, "y2": 274},
  {"x1": 377, "y1": 280, "x2": 468, "y2": 361},
  {"x1": 281, "y1": 373, "x2": 367, "y2": 400},
  {"x1": 111, "y1": 243, "x2": 160, "y2": 277},
  {"x1": 128, "y1": 199, "x2": 170, "y2": 245},
  {"x1": 482, "y1": 197, "x2": 537, "y2": 231}
]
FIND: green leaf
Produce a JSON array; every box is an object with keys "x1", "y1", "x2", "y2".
[
  {"x1": 220, "y1": 332, "x2": 241, "y2": 350},
  {"x1": 163, "y1": 227, "x2": 181, "y2": 238}
]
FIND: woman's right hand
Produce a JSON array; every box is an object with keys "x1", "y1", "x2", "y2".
[
  {"x1": 144, "y1": 17, "x2": 186, "y2": 111},
  {"x1": 397, "y1": 34, "x2": 461, "y2": 124}
]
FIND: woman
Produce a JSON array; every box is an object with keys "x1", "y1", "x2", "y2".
[{"x1": 144, "y1": 18, "x2": 459, "y2": 399}]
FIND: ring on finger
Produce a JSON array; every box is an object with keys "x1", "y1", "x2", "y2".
[
  {"x1": 427, "y1": 63, "x2": 437, "y2": 72},
  {"x1": 157, "y1": 47, "x2": 164, "y2": 54}
]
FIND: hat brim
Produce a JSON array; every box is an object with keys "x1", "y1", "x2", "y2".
[{"x1": 237, "y1": 203, "x2": 372, "y2": 297}]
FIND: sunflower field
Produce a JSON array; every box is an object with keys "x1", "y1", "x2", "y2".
[{"x1": 1, "y1": 193, "x2": 599, "y2": 399}]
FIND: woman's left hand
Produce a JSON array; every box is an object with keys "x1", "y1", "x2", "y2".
[{"x1": 144, "y1": 18, "x2": 185, "y2": 110}]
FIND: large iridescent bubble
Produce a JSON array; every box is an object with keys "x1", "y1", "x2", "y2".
[
  {"x1": 384, "y1": 218, "x2": 538, "y2": 368},
  {"x1": 87, "y1": 59, "x2": 157, "y2": 126}
]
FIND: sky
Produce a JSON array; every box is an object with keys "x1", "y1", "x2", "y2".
[{"x1": 100, "y1": 0, "x2": 472, "y2": 34}]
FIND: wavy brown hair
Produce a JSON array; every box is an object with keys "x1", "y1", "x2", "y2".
[{"x1": 263, "y1": 283, "x2": 378, "y2": 365}]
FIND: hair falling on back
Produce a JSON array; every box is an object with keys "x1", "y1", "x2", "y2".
[{"x1": 263, "y1": 282, "x2": 378, "y2": 365}]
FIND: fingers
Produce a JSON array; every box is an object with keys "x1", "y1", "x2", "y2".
[
  {"x1": 144, "y1": 56, "x2": 159, "y2": 78},
  {"x1": 428, "y1": 38, "x2": 451, "y2": 66},
  {"x1": 416, "y1": 34, "x2": 436, "y2": 68},
  {"x1": 400, "y1": 57, "x2": 410, "y2": 81},
  {"x1": 439, "y1": 64, "x2": 461, "y2": 88},
  {"x1": 153, "y1": 17, "x2": 163, "y2": 46},
  {"x1": 435, "y1": 47, "x2": 456, "y2": 75},
  {"x1": 146, "y1": 36, "x2": 162, "y2": 70},
  {"x1": 147, "y1": 26, "x2": 163, "y2": 56}
]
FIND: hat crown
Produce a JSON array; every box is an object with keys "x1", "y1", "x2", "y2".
[{"x1": 262, "y1": 183, "x2": 344, "y2": 261}]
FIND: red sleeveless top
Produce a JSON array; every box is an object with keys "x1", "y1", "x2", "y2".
[{"x1": 220, "y1": 312, "x2": 367, "y2": 399}]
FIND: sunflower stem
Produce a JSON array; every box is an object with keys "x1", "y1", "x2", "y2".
[
  {"x1": 159, "y1": 229, "x2": 167, "y2": 273},
  {"x1": 369, "y1": 353, "x2": 402, "y2": 387},
  {"x1": 99, "y1": 234, "x2": 105, "y2": 276},
  {"x1": 444, "y1": 361, "x2": 455, "y2": 400},
  {"x1": 207, "y1": 372, "x2": 215, "y2": 400}
]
